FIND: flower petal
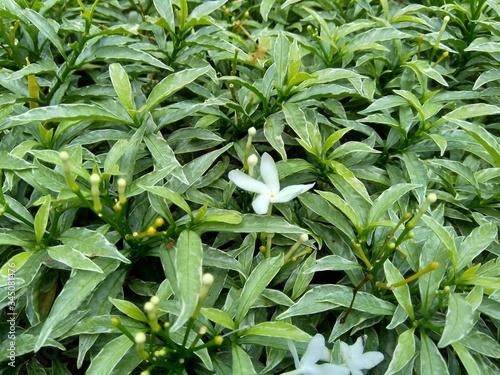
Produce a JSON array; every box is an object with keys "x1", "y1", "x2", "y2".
[
  {"x1": 260, "y1": 153, "x2": 280, "y2": 193},
  {"x1": 351, "y1": 337, "x2": 365, "y2": 358},
  {"x1": 357, "y1": 352, "x2": 384, "y2": 370},
  {"x1": 301, "y1": 334, "x2": 325, "y2": 366},
  {"x1": 252, "y1": 194, "x2": 271, "y2": 215},
  {"x1": 309, "y1": 364, "x2": 351, "y2": 375},
  {"x1": 228, "y1": 170, "x2": 269, "y2": 195},
  {"x1": 271, "y1": 183, "x2": 315, "y2": 203}
]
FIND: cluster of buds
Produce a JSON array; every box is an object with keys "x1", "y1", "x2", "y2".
[
  {"x1": 127, "y1": 217, "x2": 165, "y2": 240},
  {"x1": 144, "y1": 296, "x2": 161, "y2": 332}
]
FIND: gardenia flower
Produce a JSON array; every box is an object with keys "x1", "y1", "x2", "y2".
[
  {"x1": 228, "y1": 153, "x2": 315, "y2": 214},
  {"x1": 340, "y1": 336, "x2": 384, "y2": 375},
  {"x1": 283, "y1": 334, "x2": 350, "y2": 375}
]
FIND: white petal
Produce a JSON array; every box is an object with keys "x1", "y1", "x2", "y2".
[
  {"x1": 228, "y1": 170, "x2": 269, "y2": 194},
  {"x1": 260, "y1": 153, "x2": 280, "y2": 193},
  {"x1": 252, "y1": 194, "x2": 271, "y2": 215},
  {"x1": 271, "y1": 183, "x2": 315, "y2": 203},
  {"x1": 357, "y1": 352, "x2": 384, "y2": 370},
  {"x1": 351, "y1": 337, "x2": 365, "y2": 358},
  {"x1": 308, "y1": 364, "x2": 351, "y2": 375},
  {"x1": 301, "y1": 334, "x2": 325, "y2": 366}
]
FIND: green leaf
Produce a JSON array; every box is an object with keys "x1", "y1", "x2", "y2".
[
  {"x1": 324, "y1": 160, "x2": 372, "y2": 204},
  {"x1": 428, "y1": 159, "x2": 479, "y2": 194},
  {"x1": 243, "y1": 321, "x2": 311, "y2": 342},
  {"x1": 59, "y1": 228, "x2": 130, "y2": 264},
  {"x1": 109, "y1": 298, "x2": 148, "y2": 322},
  {"x1": 316, "y1": 190, "x2": 362, "y2": 232},
  {"x1": 35, "y1": 258, "x2": 121, "y2": 351},
  {"x1": 400, "y1": 153, "x2": 428, "y2": 204},
  {"x1": 77, "y1": 46, "x2": 170, "y2": 70},
  {"x1": 171, "y1": 229, "x2": 203, "y2": 332},
  {"x1": 460, "y1": 329, "x2": 500, "y2": 358},
  {"x1": 109, "y1": 63, "x2": 134, "y2": 110},
  {"x1": 438, "y1": 293, "x2": 474, "y2": 348},
  {"x1": 282, "y1": 102, "x2": 311, "y2": 148},
  {"x1": 0, "y1": 249, "x2": 36, "y2": 277},
  {"x1": 201, "y1": 307, "x2": 236, "y2": 330},
  {"x1": 385, "y1": 327, "x2": 416, "y2": 375},
  {"x1": 141, "y1": 67, "x2": 211, "y2": 114},
  {"x1": 264, "y1": 113, "x2": 287, "y2": 161},
  {"x1": 473, "y1": 68, "x2": 500, "y2": 90},
  {"x1": 34, "y1": 195, "x2": 51, "y2": 245},
  {"x1": 140, "y1": 185, "x2": 192, "y2": 216},
  {"x1": 202, "y1": 209, "x2": 242, "y2": 224},
  {"x1": 291, "y1": 251, "x2": 316, "y2": 300},
  {"x1": 305, "y1": 255, "x2": 362, "y2": 273},
  {"x1": 47, "y1": 245, "x2": 103, "y2": 273},
  {"x1": 322, "y1": 127, "x2": 353, "y2": 155},
  {"x1": 446, "y1": 104, "x2": 500, "y2": 120},
  {"x1": 3, "y1": 104, "x2": 133, "y2": 128},
  {"x1": 451, "y1": 342, "x2": 481, "y2": 375},
  {"x1": 384, "y1": 260, "x2": 414, "y2": 319},
  {"x1": 447, "y1": 118, "x2": 500, "y2": 166},
  {"x1": 420, "y1": 332, "x2": 449, "y2": 375},
  {"x1": 23, "y1": 9, "x2": 66, "y2": 58},
  {"x1": 260, "y1": 0, "x2": 277, "y2": 21},
  {"x1": 458, "y1": 222, "x2": 497, "y2": 271},
  {"x1": 203, "y1": 247, "x2": 247, "y2": 277},
  {"x1": 195, "y1": 214, "x2": 308, "y2": 234},
  {"x1": 277, "y1": 284, "x2": 395, "y2": 319},
  {"x1": 298, "y1": 192, "x2": 354, "y2": 238},
  {"x1": 0, "y1": 151, "x2": 34, "y2": 170},
  {"x1": 273, "y1": 32, "x2": 290, "y2": 88},
  {"x1": 422, "y1": 215, "x2": 458, "y2": 272},
  {"x1": 153, "y1": 0, "x2": 175, "y2": 33},
  {"x1": 404, "y1": 60, "x2": 448, "y2": 86},
  {"x1": 235, "y1": 254, "x2": 284, "y2": 325},
  {"x1": 0, "y1": 229, "x2": 34, "y2": 247},
  {"x1": 86, "y1": 335, "x2": 135, "y2": 375},
  {"x1": 144, "y1": 133, "x2": 188, "y2": 184},
  {"x1": 232, "y1": 344, "x2": 257, "y2": 375}
]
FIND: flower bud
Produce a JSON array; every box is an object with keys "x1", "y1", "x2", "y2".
[{"x1": 135, "y1": 332, "x2": 146, "y2": 345}]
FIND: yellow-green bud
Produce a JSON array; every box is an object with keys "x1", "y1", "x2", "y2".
[
  {"x1": 214, "y1": 336, "x2": 223, "y2": 345},
  {"x1": 135, "y1": 332, "x2": 146, "y2": 345},
  {"x1": 248, "y1": 127, "x2": 256, "y2": 136},
  {"x1": 150, "y1": 296, "x2": 160, "y2": 305}
]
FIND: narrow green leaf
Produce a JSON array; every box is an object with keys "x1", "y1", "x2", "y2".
[
  {"x1": 86, "y1": 335, "x2": 135, "y2": 375},
  {"x1": 428, "y1": 159, "x2": 479, "y2": 193},
  {"x1": 232, "y1": 344, "x2": 257, "y2": 375},
  {"x1": 109, "y1": 63, "x2": 134, "y2": 110},
  {"x1": 34, "y1": 195, "x2": 51, "y2": 244},
  {"x1": 448, "y1": 118, "x2": 500, "y2": 166},
  {"x1": 273, "y1": 32, "x2": 290, "y2": 88},
  {"x1": 322, "y1": 127, "x2": 353, "y2": 155},
  {"x1": 24, "y1": 9, "x2": 66, "y2": 58},
  {"x1": 140, "y1": 185, "x2": 192, "y2": 216},
  {"x1": 141, "y1": 67, "x2": 211, "y2": 114},
  {"x1": 316, "y1": 190, "x2": 362, "y2": 232},
  {"x1": 384, "y1": 260, "x2": 414, "y2": 319},
  {"x1": 0, "y1": 250, "x2": 36, "y2": 277},
  {"x1": 305, "y1": 255, "x2": 362, "y2": 273},
  {"x1": 244, "y1": 322, "x2": 311, "y2": 342},
  {"x1": 438, "y1": 293, "x2": 474, "y2": 348},
  {"x1": 282, "y1": 102, "x2": 311, "y2": 148},
  {"x1": 4, "y1": 104, "x2": 133, "y2": 128},
  {"x1": 325, "y1": 160, "x2": 372, "y2": 204},
  {"x1": 59, "y1": 228, "x2": 130, "y2": 263},
  {"x1": 264, "y1": 113, "x2": 287, "y2": 161},
  {"x1": 109, "y1": 298, "x2": 148, "y2": 322},
  {"x1": 460, "y1": 329, "x2": 500, "y2": 358},
  {"x1": 385, "y1": 327, "x2": 416, "y2": 375},
  {"x1": 153, "y1": 0, "x2": 175, "y2": 32},
  {"x1": 422, "y1": 215, "x2": 458, "y2": 271},
  {"x1": 451, "y1": 342, "x2": 481, "y2": 375},
  {"x1": 446, "y1": 104, "x2": 500, "y2": 120},
  {"x1": 235, "y1": 254, "x2": 284, "y2": 325},
  {"x1": 420, "y1": 332, "x2": 449, "y2": 375},
  {"x1": 35, "y1": 258, "x2": 120, "y2": 351},
  {"x1": 0, "y1": 151, "x2": 33, "y2": 170},
  {"x1": 201, "y1": 308, "x2": 236, "y2": 330},
  {"x1": 260, "y1": 0, "x2": 276, "y2": 21},
  {"x1": 47, "y1": 245, "x2": 103, "y2": 273},
  {"x1": 195, "y1": 214, "x2": 308, "y2": 234},
  {"x1": 0, "y1": 229, "x2": 34, "y2": 247},
  {"x1": 458, "y1": 222, "x2": 497, "y2": 271},
  {"x1": 400, "y1": 153, "x2": 428, "y2": 204},
  {"x1": 473, "y1": 68, "x2": 500, "y2": 90},
  {"x1": 171, "y1": 229, "x2": 203, "y2": 332}
]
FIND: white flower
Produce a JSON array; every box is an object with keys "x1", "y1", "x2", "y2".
[
  {"x1": 340, "y1": 336, "x2": 384, "y2": 375},
  {"x1": 283, "y1": 334, "x2": 350, "y2": 375},
  {"x1": 228, "y1": 153, "x2": 315, "y2": 214}
]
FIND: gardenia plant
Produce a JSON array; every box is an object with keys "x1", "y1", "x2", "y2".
[{"x1": 229, "y1": 153, "x2": 315, "y2": 214}]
